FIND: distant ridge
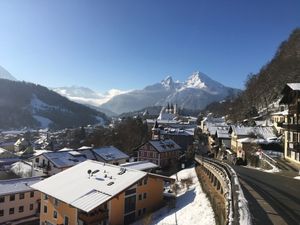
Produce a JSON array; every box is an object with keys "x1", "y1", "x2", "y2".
[
  {"x1": 0, "y1": 79, "x2": 109, "y2": 130},
  {"x1": 0, "y1": 65, "x2": 17, "y2": 81}
]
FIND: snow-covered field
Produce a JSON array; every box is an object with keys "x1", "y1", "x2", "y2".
[{"x1": 134, "y1": 167, "x2": 215, "y2": 225}]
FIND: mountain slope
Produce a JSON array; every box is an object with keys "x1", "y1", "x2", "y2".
[
  {"x1": 0, "y1": 79, "x2": 108, "y2": 130},
  {"x1": 101, "y1": 72, "x2": 239, "y2": 114},
  {"x1": 205, "y1": 28, "x2": 300, "y2": 121},
  {"x1": 0, "y1": 65, "x2": 17, "y2": 80}
]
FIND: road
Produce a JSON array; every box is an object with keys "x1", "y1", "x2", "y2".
[{"x1": 233, "y1": 166, "x2": 300, "y2": 225}]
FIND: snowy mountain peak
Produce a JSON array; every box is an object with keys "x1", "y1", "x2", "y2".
[
  {"x1": 185, "y1": 71, "x2": 207, "y2": 89},
  {"x1": 161, "y1": 75, "x2": 174, "y2": 89},
  {"x1": 0, "y1": 65, "x2": 17, "y2": 81}
]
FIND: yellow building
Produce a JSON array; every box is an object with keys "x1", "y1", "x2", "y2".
[
  {"x1": 31, "y1": 160, "x2": 173, "y2": 225},
  {"x1": 0, "y1": 177, "x2": 43, "y2": 224}
]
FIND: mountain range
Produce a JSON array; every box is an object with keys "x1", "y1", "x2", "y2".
[
  {"x1": 54, "y1": 72, "x2": 239, "y2": 115},
  {"x1": 100, "y1": 72, "x2": 239, "y2": 114}
]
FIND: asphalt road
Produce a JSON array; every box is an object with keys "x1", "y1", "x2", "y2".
[{"x1": 233, "y1": 166, "x2": 300, "y2": 225}]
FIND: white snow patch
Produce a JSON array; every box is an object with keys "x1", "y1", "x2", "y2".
[
  {"x1": 33, "y1": 115, "x2": 52, "y2": 128},
  {"x1": 294, "y1": 176, "x2": 300, "y2": 180},
  {"x1": 133, "y1": 167, "x2": 215, "y2": 225},
  {"x1": 10, "y1": 161, "x2": 32, "y2": 178}
]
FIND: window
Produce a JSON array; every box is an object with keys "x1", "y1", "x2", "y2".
[
  {"x1": 138, "y1": 209, "x2": 141, "y2": 216},
  {"x1": 64, "y1": 216, "x2": 69, "y2": 225},
  {"x1": 19, "y1": 193, "x2": 25, "y2": 199},
  {"x1": 124, "y1": 195, "x2": 136, "y2": 214},
  {"x1": 9, "y1": 208, "x2": 14, "y2": 215},
  {"x1": 143, "y1": 208, "x2": 146, "y2": 214},
  {"x1": 0, "y1": 210, "x2": 4, "y2": 217},
  {"x1": 44, "y1": 194, "x2": 48, "y2": 200},
  {"x1": 43, "y1": 206, "x2": 47, "y2": 213},
  {"x1": 9, "y1": 194, "x2": 15, "y2": 201},
  {"x1": 143, "y1": 177, "x2": 148, "y2": 185},
  {"x1": 30, "y1": 191, "x2": 34, "y2": 198},
  {"x1": 54, "y1": 198, "x2": 59, "y2": 206},
  {"x1": 19, "y1": 206, "x2": 24, "y2": 213},
  {"x1": 143, "y1": 193, "x2": 147, "y2": 199},
  {"x1": 30, "y1": 204, "x2": 34, "y2": 210},
  {"x1": 125, "y1": 188, "x2": 136, "y2": 196},
  {"x1": 138, "y1": 194, "x2": 142, "y2": 200},
  {"x1": 35, "y1": 157, "x2": 39, "y2": 163},
  {"x1": 53, "y1": 210, "x2": 57, "y2": 219},
  {"x1": 0, "y1": 196, "x2": 4, "y2": 203}
]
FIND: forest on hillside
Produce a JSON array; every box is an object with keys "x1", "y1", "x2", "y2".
[
  {"x1": 0, "y1": 79, "x2": 108, "y2": 129},
  {"x1": 203, "y1": 28, "x2": 300, "y2": 121}
]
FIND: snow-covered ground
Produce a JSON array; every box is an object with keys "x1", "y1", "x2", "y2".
[
  {"x1": 245, "y1": 162, "x2": 280, "y2": 173},
  {"x1": 294, "y1": 176, "x2": 300, "y2": 180},
  {"x1": 134, "y1": 167, "x2": 216, "y2": 225}
]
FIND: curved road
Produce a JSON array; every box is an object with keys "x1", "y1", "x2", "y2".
[{"x1": 233, "y1": 166, "x2": 300, "y2": 225}]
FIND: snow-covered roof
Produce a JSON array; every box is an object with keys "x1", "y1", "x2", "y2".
[
  {"x1": 120, "y1": 161, "x2": 159, "y2": 171},
  {"x1": 43, "y1": 151, "x2": 87, "y2": 168},
  {"x1": 162, "y1": 128, "x2": 194, "y2": 136},
  {"x1": 59, "y1": 147, "x2": 73, "y2": 152},
  {"x1": 271, "y1": 110, "x2": 288, "y2": 116},
  {"x1": 231, "y1": 126, "x2": 254, "y2": 136},
  {"x1": 93, "y1": 146, "x2": 129, "y2": 161},
  {"x1": 287, "y1": 83, "x2": 300, "y2": 91},
  {"x1": 31, "y1": 160, "x2": 147, "y2": 212},
  {"x1": 0, "y1": 177, "x2": 43, "y2": 195},
  {"x1": 0, "y1": 147, "x2": 18, "y2": 159},
  {"x1": 33, "y1": 149, "x2": 52, "y2": 156},
  {"x1": 149, "y1": 139, "x2": 181, "y2": 152},
  {"x1": 78, "y1": 146, "x2": 93, "y2": 150}
]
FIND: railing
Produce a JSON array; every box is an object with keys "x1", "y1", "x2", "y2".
[{"x1": 195, "y1": 155, "x2": 251, "y2": 225}]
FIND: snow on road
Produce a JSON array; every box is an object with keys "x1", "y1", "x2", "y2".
[{"x1": 134, "y1": 167, "x2": 215, "y2": 225}]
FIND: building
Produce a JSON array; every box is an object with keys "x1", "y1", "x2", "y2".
[
  {"x1": 137, "y1": 122, "x2": 181, "y2": 168},
  {"x1": 0, "y1": 147, "x2": 20, "y2": 169},
  {"x1": 229, "y1": 126, "x2": 277, "y2": 153},
  {"x1": 31, "y1": 146, "x2": 129, "y2": 176},
  {"x1": 280, "y1": 83, "x2": 300, "y2": 164},
  {"x1": 0, "y1": 177, "x2": 43, "y2": 224},
  {"x1": 161, "y1": 127, "x2": 194, "y2": 152},
  {"x1": 31, "y1": 160, "x2": 173, "y2": 225},
  {"x1": 121, "y1": 161, "x2": 159, "y2": 172},
  {"x1": 89, "y1": 146, "x2": 129, "y2": 165},
  {"x1": 271, "y1": 110, "x2": 288, "y2": 135}
]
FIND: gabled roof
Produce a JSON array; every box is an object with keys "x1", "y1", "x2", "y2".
[
  {"x1": 43, "y1": 151, "x2": 87, "y2": 168},
  {"x1": 0, "y1": 177, "x2": 43, "y2": 195},
  {"x1": 121, "y1": 161, "x2": 159, "y2": 171},
  {"x1": 31, "y1": 160, "x2": 147, "y2": 212},
  {"x1": 149, "y1": 139, "x2": 181, "y2": 152},
  {"x1": 93, "y1": 146, "x2": 129, "y2": 162},
  {"x1": 280, "y1": 83, "x2": 300, "y2": 104}
]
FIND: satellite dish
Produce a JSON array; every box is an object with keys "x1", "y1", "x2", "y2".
[{"x1": 88, "y1": 169, "x2": 92, "y2": 178}]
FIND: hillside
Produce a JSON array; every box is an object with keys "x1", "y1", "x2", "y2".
[
  {"x1": 204, "y1": 28, "x2": 300, "y2": 121},
  {"x1": 0, "y1": 79, "x2": 109, "y2": 130}
]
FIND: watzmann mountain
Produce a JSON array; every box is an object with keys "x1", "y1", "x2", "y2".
[{"x1": 100, "y1": 72, "x2": 239, "y2": 114}]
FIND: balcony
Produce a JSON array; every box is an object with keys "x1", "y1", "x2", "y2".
[
  {"x1": 288, "y1": 104, "x2": 300, "y2": 113},
  {"x1": 288, "y1": 142, "x2": 300, "y2": 152},
  {"x1": 78, "y1": 209, "x2": 108, "y2": 225},
  {"x1": 281, "y1": 123, "x2": 300, "y2": 131}
]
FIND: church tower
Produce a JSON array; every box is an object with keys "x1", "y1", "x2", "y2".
[{"x1": 151, "y1": 120, "x2": 160, "y2": 140}]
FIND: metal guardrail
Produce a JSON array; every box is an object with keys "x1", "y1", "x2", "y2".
[{"x1": 195, "y1": 155, "x2": 252, "y2": 225}]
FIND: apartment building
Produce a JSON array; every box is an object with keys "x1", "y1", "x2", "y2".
[
  {"x1": 0, "y1": 177, "x2": 43, "y2": 224},
  {"x1": 31, "y1": 160, "x2": 173, "y2": 225},
  {"x1": 280, "y1": 83, "x2": 300, "y2": 164}
]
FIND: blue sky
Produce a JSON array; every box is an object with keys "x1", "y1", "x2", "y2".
[{"x1": 0, "y1": 0, "x2": 299, "y2": 92}]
